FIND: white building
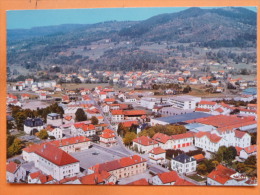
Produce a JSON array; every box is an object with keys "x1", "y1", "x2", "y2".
[
  {"x1": 239, "y1": 145, "x2": 257, "y2": 159},
  {"x1": 140, "y1": 97, "x2": 157, "y2": 109},
  {"x1": 167, "y1": 95, "x2": 200, "y2": 110},
  {"x1": 47, "y1": 113, "x2": 63, "y2": 127},
  {"x1": 133, "y1": 136, "x2": 159, "y2": 153},
  {"x1": 194, "y1": 129, "x2": 251, "y2": 153},
  {"x1": 33, "y1": 144, "x2": 80, "y2": 181},
  {"x1": 6, "y1": 162, "x2": 26, "y2": 183},
  {"x1": 46, "y1": 126, "x2": 63, "y2": 139},
  {"x1": 149, "y1": 147, "x2": 166, "y2": 164},
  {"x1": 171, "y1": 154, "x2": 196, "y2": 174},
  {"x1": 24, "y1": 118, "x2": 44, "y2": 135}
]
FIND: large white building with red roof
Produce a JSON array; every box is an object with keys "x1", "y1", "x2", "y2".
[
  {"x1": 6, "y1": 161, "x2": 26, "y2": 183},
  {"x1": 33, "y1": 144, "x2": 80, "y2": 181},
  {"x1": 194, "y1": 129, "x2": 251, "y2": 153}
]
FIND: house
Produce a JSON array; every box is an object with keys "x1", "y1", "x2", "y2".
[
  {"x1": 210, "y1": 80, "x2": 219, "y2": 87},
  {"x1": 149, "y1": 147, "x2": 166, "y2": 165},
  {"x1": 6, "y1": 161, "x2": 26, "y2": 183},
  {"x1": 171, "y1": 132, "x2": 194, "y2": 149},
  {"x1": 80, "y1": 171, "x2": 116, "y2": 185},
  {"x1": 50, "y1": 136, "x2": 91, "y2": 153},
  {"x1": 193, "y1": 154, "x2": 206, "y2": 163},
  {"x1": 89, "y1": 155, "x2": 147, "y2": 180},
  {"x1": 171, "y1": 154, "x2": 196, "y2": 174},
  {"x1": 111, "y1": 110, "x2": 124, "y2": 122},
  {"x1": 47, "y1": 113, "x2": 63, "y2": 127},
  {"x1": 207, "y1": 164, "x2": 248, "y2": 186},
  {"x1": 39, "y1": 93, "x2": 47, "y2": 100},
  {"x1": 28, "y1": 171, "x2": 55, "y2": 184},
  {"x1": 21, "y1": 93, "x2": 30, "y2": 101},
  {"x1": 239, "y1": 145, "x2": 257, "y2": 159},
  {"x1": 99, "y1": 129, "x2": 117, "y2": 146},
  {"x1": 152, "y1": 171, "x2": 180, "y2": 185},
  {"x1": 24, "y1": 118, "x2": 44, "y2": 135},
  {"x1": 46, "y1": 125, "x2": 63, "y2": 139},
  {"x1": 104, "y1": 98, "x2": 116, "y2": 104},
  {"x1": 71, "y1": 123, "x2": 96, "y2": 137},
  {"x1": 197, "y1": 101, "x2": 217, "y2": 111},
  {"x1": 152, "y1": 133, "x2": 172, "y2": 149},
  {"x1": 133, "y1": 136, "x2": 159, "y2": 153},
  {"x1": 33, "y1": 144, "x2": 80, "y2": 181}
]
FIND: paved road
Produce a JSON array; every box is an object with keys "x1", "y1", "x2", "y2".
[{"x1": 89, "y1": 93, "x2": 199, "y2": 185}]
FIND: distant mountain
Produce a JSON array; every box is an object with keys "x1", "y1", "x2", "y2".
[
  {"x1": 7, "y1": 7, "x2": 256, "y2": 75},
  {"x1": 119, "y1": 7, "x2": 256, "y2": 47}
]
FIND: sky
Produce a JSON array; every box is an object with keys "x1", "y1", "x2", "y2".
[{"x1": 7, "y1": 6, "x2": 257, "y2": 29}]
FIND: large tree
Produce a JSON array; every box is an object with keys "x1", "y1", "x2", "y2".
[
  {"x1": 75, "y1": 108, "x2": 87, "y2": 122},
  {"x1": 37, "y1": 129, "x2": 49, "y2": 140},
  {"x1": 123, "y1": 132, "x2": 137, "y2": 146},
  {"x1": 91, "y1": 116, "x2": 99, "y2": 125}
]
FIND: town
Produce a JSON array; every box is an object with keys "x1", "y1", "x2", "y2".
[{"x1": 6, "y1": 67, "x2": 257, "y2": 185}]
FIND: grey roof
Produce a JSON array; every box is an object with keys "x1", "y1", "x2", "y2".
[
  {"x1": 153, "y1": 112, "x2": 212, "y2": 124},
  {"x1": 172, "y1": 153, "x2": 195, "y2": 163},
  {"x1": 47, "y1": 113, "x2": 60, "y2": 117},
  {"x1": 24, "y1": 118, "x2": 44, "y2": 127}
]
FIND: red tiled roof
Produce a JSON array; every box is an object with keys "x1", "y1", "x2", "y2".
[
  {"x1": 34, "y1": 144, "x2": 79, "y2": 166},
  {"x1": 198, "y1": 101, "x2": 217, "y2": 106},
  {"x1": 195, "y1": 132, "x2": 222, "y2": 143},
  {"x1": 157, "y1": 171, "x2": 180, "y2": 184},
  {"x1": 234, "y1": 130, "x2": 247, "y2": 139},
  {"x1": 127, "y1": 178, "x2": 149, "y2": 185},
  {"x1": 38, "y1": 174, "x2": 54, "y2": 184},
  {"x1": 193, "y1": 154, "x2": 205, "y2": 161},
  {"x1": 111, "y1": 110, "x2": 124, "y2": 115},
  {"x1": 121, "y1": 121, "x2": 138, "y2": 128},
  {"x1": 175, "y1": 178, "x2": 196, "y2": 186},
  {"x1": 133, "y1": 136, "x2": 158, "y2": 146},
  {"x1": 80, "y1": 173, "x2": 105, "y2": 184},
  {"x1": 104, "y1": 98, "x2": 116, "y2": 102},
  {"x1": 195, "y1": 108, "x2": 211, "y2": 112},
  {"x1": 123, "y1": 110, "x2": 146, "y2": 116},
  {"x1": 171, "y1": 132, "x2": 194, "y2": 140},
  {"x1": 149, "y1": 147, "x2": 166, "y2": 155},
  {"x1": 29, "y1": 171, "x2": 41, "y2": 179},
  {"x1": 214, "y1": 107, "x2": 224, "y2": 113},
  {"x1": 90, "y1": 155, "x2": 146, "y2": 173},
  {"x1": 185, "y1": 115, "x2": 255, "y2": 128},
  {"x1": 6, "y1": 162, "x2": 19, "y2": 174},
  {"x1": 243, "y1": 145, "x2": 257, "y2": 154},
  {"x1": 152, "y1": 133, "x2": 171, "y2": 144},
  {"x1": 235, "y1": 146, "x2": 243, "y2": 156},
  {"x1": 50, "y1": 136, "x2": 90, "y2": 147},
  {"x1": 207, "y1": 164, "x2": 236, "y2": 184}
]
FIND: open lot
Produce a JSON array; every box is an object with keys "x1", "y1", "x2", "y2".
[{"x1": 70, "y1": 146, "x2": 123, "y2": 170}]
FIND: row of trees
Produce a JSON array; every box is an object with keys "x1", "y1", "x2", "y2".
[
  {"x1": 11, "y1": 103, "x2": 64, "y2": 131},
  {"x1": 138, "y1": 124, "x2": 186, "y2": 138}
]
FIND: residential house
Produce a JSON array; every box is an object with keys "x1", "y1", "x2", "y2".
[{"x1": 171, "y1": 154, "x2": 196, "y2": 174}]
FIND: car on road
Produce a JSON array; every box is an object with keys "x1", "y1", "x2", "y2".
[{"x1": 92, "y1": 152, "x2": 99, "y2": 155}]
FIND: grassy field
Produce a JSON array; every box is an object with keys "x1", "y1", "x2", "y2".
[{"x1": 186, "y1": 174, "x2": 206, "y2": 182}]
